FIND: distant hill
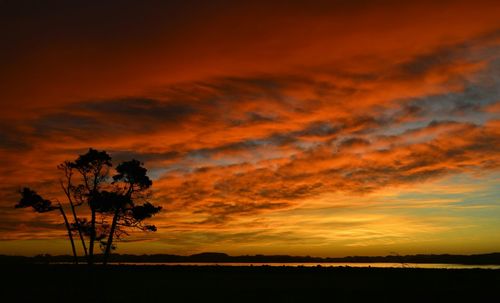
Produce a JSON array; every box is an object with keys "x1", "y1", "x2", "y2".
[{"x1": 2, "y1": 252, "x2": 500, "y2": 265}]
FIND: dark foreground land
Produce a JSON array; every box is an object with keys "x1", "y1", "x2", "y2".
[{"x1": 3, "y1": 264, "x2": 500, "y2": 303}]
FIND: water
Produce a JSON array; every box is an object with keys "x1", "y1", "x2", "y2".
[{"x1": 108, "y1": 262, "x2": 500, "y2": 269}]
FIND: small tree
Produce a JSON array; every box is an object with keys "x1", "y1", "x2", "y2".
[
  {"x1": 16, "y1": 188, "x2": 78, "y2": 264},
  {"x1": 15, "y1": 148, "x2": 162, "y2": 265}
]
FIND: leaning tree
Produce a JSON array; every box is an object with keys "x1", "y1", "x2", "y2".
[
  {"x1": 16, "y1": 187, "x2": 78, "y2": 263},
  {"x1": 15, "y1": 148, "x2": 162, "y2": 265}
]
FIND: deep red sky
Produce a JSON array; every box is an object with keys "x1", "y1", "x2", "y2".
[{"x1": 1, "y1": 0, "x2": 500, "y2": 256}]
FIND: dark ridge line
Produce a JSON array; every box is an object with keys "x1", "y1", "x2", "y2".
[{"x1": 2, "y1": 252, "x2": 500, "y2": 265}]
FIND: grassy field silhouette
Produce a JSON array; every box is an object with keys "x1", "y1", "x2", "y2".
[{"x1": 4, "y1": 264, "x2": 500, "y2": 302}]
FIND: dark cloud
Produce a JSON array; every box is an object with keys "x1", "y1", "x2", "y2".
[
  {"x1": 110, "y1": 150, "x2": 181, "y2": 164},
  {"x1": 339, "y1": 137, "x2": 370, "y2": 149},
  {"x1": 292, "y1": 121, "x2": 341, "y2": 137},
  {"x1": 75, "y1": 98, "x2": 196, "y2": 122},
  {"x1": 0, "y1": 123, "x2": 29, "y2": 150},
  {"x1": 395, "y1": 29, "x2": 500, "y2": 79},
  {"x1": 230, "y1": 112, "x2": 279, "y2": 126},
  {"x1": 33, "y1": 113, "x2": 102, "y2": 137}
]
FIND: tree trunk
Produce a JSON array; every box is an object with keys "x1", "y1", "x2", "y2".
[
  {"x1": 103, "y1": 185, "x2": 134, "y2": 265},
  {"x1": 102, "y1": 209, "x2": 120, "y2": 266},
  {"x1": 61, "y1": 181, "x2": 89, "y2": 260},
  {"x1": 68, "y1": 199, "x2": 89, "y2": 260},
  {"x1": 59, "y1": 206, "x2": 78, "y2": 264},
  {"x1": 88, "y1": 208, "x2": 96, "y2": 266}
]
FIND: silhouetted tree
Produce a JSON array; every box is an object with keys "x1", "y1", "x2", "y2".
[
  {"x1": 16, "y1": 188, "x2": 78, "y2": 264},
  {"x1": 15, "y1": 148, "x2": 162, "y2": 266}
]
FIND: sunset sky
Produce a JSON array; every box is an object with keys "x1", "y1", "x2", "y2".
[{"x1": 1, "y1": 0, "x2": 500, "y2": 257}]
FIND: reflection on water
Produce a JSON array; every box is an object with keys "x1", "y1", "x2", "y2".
[{"x1": 109, "y1": 262, "x2": 500, "y2": 269}]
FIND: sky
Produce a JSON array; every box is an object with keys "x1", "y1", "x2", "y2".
[{"x1": 1, "y1": 0, "x2": 500, "y2": 257}]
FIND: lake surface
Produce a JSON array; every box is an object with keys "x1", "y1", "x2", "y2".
[{"x1": 110, "y1": 262, "x2": 500, "y2": 269}]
